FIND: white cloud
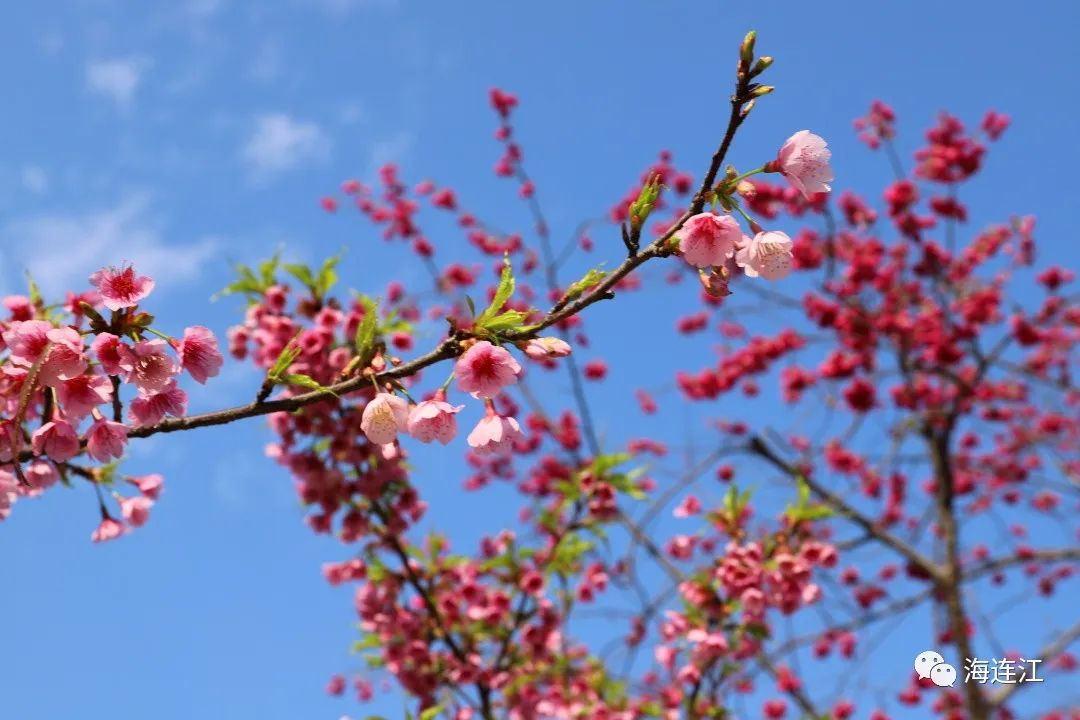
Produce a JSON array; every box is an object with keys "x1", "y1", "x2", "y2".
[
  {"x1": 0, "y1": 194, "x2": 218, "y2": 297},
  {"x1": 242, "y1": 113, "x2": 330, "y2": 180},
  {"x1": 20, "y1": 165, "x2": 49, "y2": 194},
  {"x1": 85, "y1": 58, "x2": 146, "y2": 107}
]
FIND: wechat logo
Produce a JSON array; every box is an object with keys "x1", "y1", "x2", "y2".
[{"x1": 915, "y1": 650, "x2": 957, "y2": 687}]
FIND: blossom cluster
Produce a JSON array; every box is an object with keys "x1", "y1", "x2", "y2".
[
  {"x1": 673, "y1": 129, "x2": 833, "y2": 295},
  {"x1": 0, "y1": 265, "x2": 222, "y2": 539}
]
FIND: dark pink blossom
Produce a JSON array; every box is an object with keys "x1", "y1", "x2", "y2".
[
  {"x1": 89, "y1": 265, "x2": 155, "y2": 311},
  {"x1": 176, "y1": 325, "x2": 223, "y2": 384}
]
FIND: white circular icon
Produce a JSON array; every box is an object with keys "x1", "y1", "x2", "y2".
[
  {"x1": 914, "y1": 650, "x2": 945, "y2": 679},
  {"x1": 930, "y1": 662, "x2": 957, "y2": 687}
]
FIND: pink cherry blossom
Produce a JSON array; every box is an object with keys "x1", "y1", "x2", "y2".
[
  {"x1": 407, "y1": 393, "x2": 464, "y2": 445},
  {"x1": 40, "y1": 327, "x2": 88, "y2": 387},
  {"x1": 455, "y1": 341, "x2": 522, "y2": 399},
  {"x1": 736, "y1": 231, "x2": 795, "y2": 280},
  {"x1": 673, "y1": 495, "x2": 702, "y2": 518},
  {"x1": 1, "y1": 320, "x2": 52, "y2": 366},
  {"x1": 776, "y1": 130, "x2": 833, "y2": 198},
  {"x1": 120, "y1": 495, "x2": 153, "y2": 527},
  {"x1": 92, "y1": 333, "x2": 136, "y2": 377},
  {"x1": 31, "y1": 419, "x2": 80, "y2": 462},
  {"x1": 360, "y1": 392, "x2": 409, "y2": 445},
  {"x1": 57, "y1": 374, "x2": 112, "y2": 419},
  {"x1": 91, "y1": 517, "x2": 127, "y2": 543},
  {"x1": 89, "y1": 265, "x2": 155, "y2": 311},
  {"x1": 129, "y1": 339, "x2": 180, "y2": 393},
  {"x1": 86, "y1": 419, "x2": 128, "y2": 462},
  {"x1": 674, "y1": 213, "x2": 742, "y2": 268},
  {"x1": 2, "y1": 322, "x2": 86, "y2": 386},
  {"x1": 128, "y1": 380, "x2": 188, "y2": 427},
  {"x1": 25, "y1": 462, "x2": 59, "y2": 494},
  {"x1": 0, "y1": 470, "x2": 17, "y2": 521},
  {"x1": 0, "y1": 421, "x2": 20, "y2": 463},
  {"x1": 524, "y1": 337, "x2": 572, "y2": 360},
  {"x1": 176, "y1": 325, "x2": 223, "y2": 384},
  {"x1": 467, "y1": 408, "x2": 524, "y2": 456},
  {"x1": 127, "y1": 474, "x2": 164, "y2": 500},
  {"x1": 4, "y1": 294, "x2": 32, "y2": 320}
]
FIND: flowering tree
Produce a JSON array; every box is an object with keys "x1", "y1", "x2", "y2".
[{"x1": 2, "y1": 33, "x2": 1078, "y2": 720}]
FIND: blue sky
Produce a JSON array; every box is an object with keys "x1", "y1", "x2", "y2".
[{"x1": 2, "y1": 2, "x2": 1078, "y2": 719}]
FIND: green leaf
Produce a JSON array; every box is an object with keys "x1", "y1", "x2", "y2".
[
  {"x1": 477, "y1": 255, "x2": 515, "y2": 325},
  {"x1": 316, "y1": 253, "x2": 342, "y2": 296},
  {"x1": 283, "y1": 262, "x2": 316, "y2": 291},
  {"x1": 464, "y1": 295, "x2": 477, "y2": 317},
  {"x1": 283, "y1": 373, "x2": 338, "y2": 397},
  {"x1": 267, "y1": 340, "x2": 302, "y2": 381},
  {"x1": 561, "y1": 267, "x2": 608, "y2": 304},
  {"x1": 419, "y1": 706, "x2": 444, "y2": 720},
  {"x1": 258, "y1": 252, "x2": 280, "y2": 286},
  {"x1": 25, "y1": 271, "x2": 42, "y2": 306},
  {"x1": 480, "y1": 309, "x2": 530, "y2": 334},
  {"x1": 353, "y1": 296, "x2": 381, "y2": 366},
  {"x1": 800, "y1": 505, "x2": 834, "y2": 521}
]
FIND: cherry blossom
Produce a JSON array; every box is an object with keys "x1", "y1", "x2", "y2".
[
  {"x1": 407, "y1": 392, "x2": 463, "y2": 445},
  {"x1": 175, "y1": 325, "x2": 224, "y2": 383},
  {"x1": 735, "y1": 231, "x2": 795, "y2": 280},
  {"x1": 455, "y1": 341, "x2": 522, "y2": 399},
  {"x1": 467, "y1": 405, "x2": 524, "y2": 455},
  {"x1": 675, "y1": 212, "x2": 742, "y2": 268},
  {"x1": 360, "y1": 392, "x2": 409, "y2": 445},
  {"x1": 86, "y1": 419, "x2": 128, "y2": 462},
  {"x1": 775, "y1": 130, "x2": 833, "y2": 198},
  {"x1": 89, "y1": 265, "x2": 155, "y2": 311}
]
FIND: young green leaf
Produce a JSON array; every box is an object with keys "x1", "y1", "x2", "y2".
[
  {"x1": 353, "y1": 297, "x2": 381, "y2": 367},
  {"x1": 561, "y1": 267, "x2": 608, "y2": 304},
  {"x1": 476, "y1": 255, "x2": 515, "y2": 325},
  {"x1": 283, "y1": 262, "x2": 316, "y2": 292},
  {"x1": 316, "y1": 253, "x2": 342, "y2": 296},
  {"x1": 283, "y1": 373, "x2": 339, "y2": 397},
  {"x1": 480, "y1": 309, "x2": 530, "y2": 334},
  {"x1": 267, "y1": 339, "x2": 302, "y2": 381}
]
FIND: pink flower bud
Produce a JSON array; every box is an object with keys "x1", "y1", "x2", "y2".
[
  {"x1": 524, "y1": 337, "x2": 572, "y2": 360},
  {"x1": 91, "y1": 517, "x2": 127, "y2": 543},
  {"x1": 127, "y1": 474, "x2": 164, "y2": 500},
  {"x1": 120, "y1": 495, "x2": 153, "y2": 527}
]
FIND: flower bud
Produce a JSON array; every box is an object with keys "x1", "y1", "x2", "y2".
[
  {"x1": 750, "y1": 56, "x2": 773, "y2": 77},
  {"x1": 739, "y1": 30, "x2": 757, "y2": 68},
  {"x1": 629, "y1": 174, "x2": 662, "y2": 230}
]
